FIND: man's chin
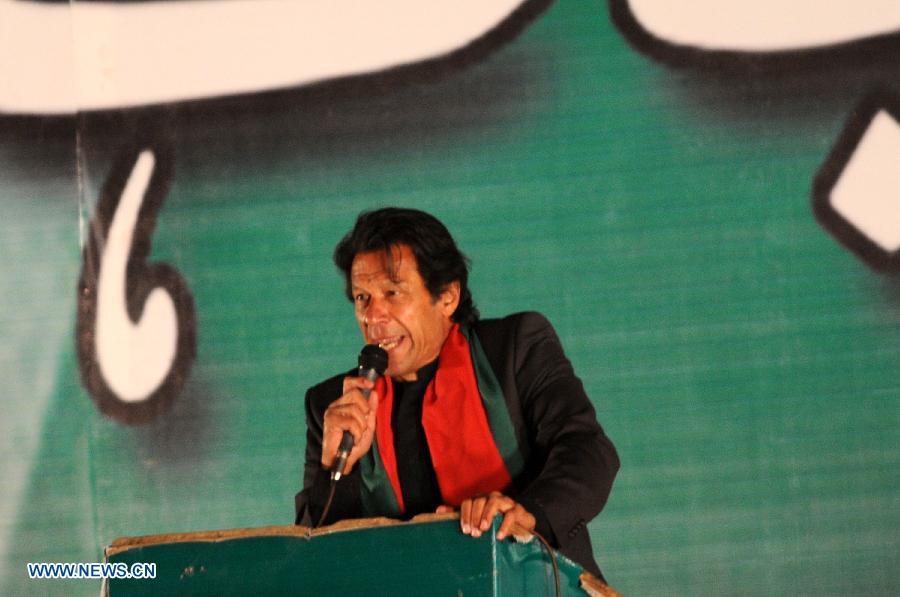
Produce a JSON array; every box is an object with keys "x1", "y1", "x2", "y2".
[{"x1": 385, "y1": 361, "x2": 416, "y2": 382}]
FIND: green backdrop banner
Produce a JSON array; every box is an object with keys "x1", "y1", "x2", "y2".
[{"x1": 1, "y1": 2, "x2": 897, "y2": 594}]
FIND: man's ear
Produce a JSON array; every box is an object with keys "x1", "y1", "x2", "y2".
[{"x1": 439, "y1": 281, "x2": 461, "y2": 317}]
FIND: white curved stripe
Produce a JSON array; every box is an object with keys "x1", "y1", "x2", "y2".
[
  {"x1": 830, "y1": 111, "x2": 900, "y2": 253},
  {"x1": 0, "y1": 0, "x2": 526, "y2": 114},
  {"x1": 95, "y1": 150, "x2": 179, "y2": 402},
  {"x1": 627, "y1": 0, "x2": 900, "y2": 52}
]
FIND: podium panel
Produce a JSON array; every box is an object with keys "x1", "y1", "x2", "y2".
[{"x1": 105, "y1": 514, "x2": 617, "y2": 595}]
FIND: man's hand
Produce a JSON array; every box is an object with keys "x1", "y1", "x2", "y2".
[
  {"x1": 438, "y1": 491, "x2": 536, "y2": 540},
  {"x1": 320, "y1": 375, "x2": 378, "y2": 475}
]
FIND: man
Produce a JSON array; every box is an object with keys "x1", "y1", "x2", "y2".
[{"x1": 295, "y1": 207, "x2": 619, "y2": 578}]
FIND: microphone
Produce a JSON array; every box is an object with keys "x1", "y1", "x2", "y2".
[{"x1": 330, "y1": 344, "x2": 388, "y2": 481}]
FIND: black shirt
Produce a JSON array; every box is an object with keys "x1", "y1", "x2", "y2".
[{"x1": 390, "y1": 360, "x2": 442, "y2": 517}]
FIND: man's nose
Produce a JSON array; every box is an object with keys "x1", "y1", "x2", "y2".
[{"x1": 363, "y1": 297, "x2": 389, "y2": 325}]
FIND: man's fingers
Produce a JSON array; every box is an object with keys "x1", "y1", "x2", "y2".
[
  {"x1": 478, "y1": 499, "x2": 501, "y2": 532},
  {"x1": 456, "y1": 493, "x2": 535, "y2": 541},
  {"x1": 321, "y1": 385, "x2": 379, "y2": 470},
  {"x1": 332, "y1": 406, "x2": 367, "y2": 437},
  {"x1": 459, "y1": 494, "x2": 511, "y2": 537},
  {"x1": 496, "y1": 506, "x2": 536, "y2": 540},
  {"x1": 497, "y1": 509, "x2": 519, "y2": 540},
  {"x1": 469, "y1": 496, "x2": 488, "y2": 537},
  {"x1": 325, "y1": 388, "x2": 372, "y2": 433},
  {"x1": 338, "y1": 389, "x2": 378, "y2": 441},
  {"x1": 336, "y1": 387, "x2": 373, "y2": 417},
  {"x1": 323, "y1": 407, "x2": 366, "y2": 452},
  {"x1": 342, "y1": 375, "x2": 375, "y2": 395},
  {"x1": 336, "y1": 391, "x2": 380, "y2": 470},
  {"x1": 460, "y1": 499, "x2": 473, "y2": 534},
  {"x1": 479, "y1": 492, "x2": 513, "y2": 531},
  {"x1": 366, "y1": 391, "x2": 379, "y2": 424}
]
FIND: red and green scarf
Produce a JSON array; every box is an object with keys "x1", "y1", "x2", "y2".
[{"x1": 358, "y1": 323, "x2": 524, "y2": 516}]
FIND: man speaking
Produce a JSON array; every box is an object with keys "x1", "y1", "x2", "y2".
[{"x1": 295, "y1": 207, "x2": 619, "y2": 578}]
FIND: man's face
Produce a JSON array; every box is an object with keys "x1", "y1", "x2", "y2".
[{"x1": 350, "y1": 244, "x2": 459, "y2": 381}]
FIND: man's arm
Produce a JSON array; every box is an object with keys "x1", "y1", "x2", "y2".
[
  {"x1": 460, "y1": 312, "x2": 619, "y2": 553},
  {"x1": 512, "y1": 311, "x2": 619, "y2": 549},
  {"x1": 294, "y1": 377, "x2": 364, "y2": 526}
]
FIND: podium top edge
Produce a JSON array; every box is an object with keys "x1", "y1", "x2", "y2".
[{"x1": 105, "y1": 512, "x2": 459, "y2": 557}]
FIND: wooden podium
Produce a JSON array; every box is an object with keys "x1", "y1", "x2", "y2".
[{"x1": 104, "y1": 513, "x2": 618, "y2": 596}]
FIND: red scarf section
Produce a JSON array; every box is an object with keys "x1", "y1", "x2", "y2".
[{"x1": 373, "y1": 325, "x2": 512, "y2": 513}]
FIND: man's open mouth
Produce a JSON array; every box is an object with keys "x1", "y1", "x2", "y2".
[{"x1": 376, "y1": 336, "x2": 403, "y2": 351}]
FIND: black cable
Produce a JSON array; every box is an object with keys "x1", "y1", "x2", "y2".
[
  {"x1": 315, "y1": 480, "x2": 338, "y2": 529},
  {"x1": 514, "y1": 525, "x2": 560, "y2": 597}
]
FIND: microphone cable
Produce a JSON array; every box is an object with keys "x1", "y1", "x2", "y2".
[
  {"x1": 513, "y1": 523, "x2": 560, "y2": 597},
  {"x1": 315, "y1": 480, "x2": 338, "y2": 529},
  {"x1": 315, "y1": 344, "x2": 388, "y2": 529}
]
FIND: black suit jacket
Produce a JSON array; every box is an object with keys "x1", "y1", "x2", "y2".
[{"x1": 296, "y1": 311, "x2": 619, "y2": 578}]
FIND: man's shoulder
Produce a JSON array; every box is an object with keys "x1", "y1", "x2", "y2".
[
  {"x1": 473, "y1": 310, "x2": 555, "y2": 340},
  {"x1": 471, "y1": 311, "x2": 560, "y2": 367}
]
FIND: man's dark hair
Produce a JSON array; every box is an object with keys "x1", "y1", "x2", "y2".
[{"x1": 333, "y1": 207, "x2": 479, "y2": 325}]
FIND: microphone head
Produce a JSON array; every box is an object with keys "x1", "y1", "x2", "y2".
[{"x1": 358, "y1": 344, "x2": 389, "y2": 375}]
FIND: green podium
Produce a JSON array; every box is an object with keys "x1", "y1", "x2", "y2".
[{"x1": 104, "y1": 513, "x2": 618, "y2": 595}]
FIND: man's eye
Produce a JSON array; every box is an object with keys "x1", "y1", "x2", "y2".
[{"x1": 354, "y1": 294, "x2": 368, "y2": 303}]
